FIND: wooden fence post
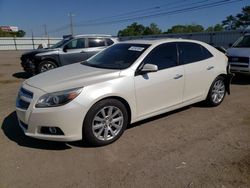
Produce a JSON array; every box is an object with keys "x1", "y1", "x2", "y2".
[{"x1": 13, "y1": 36, "x2": 17, "y2": 50}]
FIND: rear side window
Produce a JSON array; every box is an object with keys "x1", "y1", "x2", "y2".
[
  {"x1": 88, "y1": 38, "x2": 105, "y2": 47},
  {"x1": 178, "y1": 42, "x2": 213, "y2": 64},
  {"x1": 143, "y1": 43, "x2": 178, "y2": 70}
]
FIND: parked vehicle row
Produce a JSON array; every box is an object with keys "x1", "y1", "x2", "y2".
[
  {"x1": 20, "y1": 34, "x2": 118, "y2": 74},
  {"x1": 16, "y1": 38, "x2": 233, "y2": 146}
]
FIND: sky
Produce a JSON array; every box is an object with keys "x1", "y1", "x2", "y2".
[{"x1": 0, "y1": 0, "x2": 249, "y2": 37}]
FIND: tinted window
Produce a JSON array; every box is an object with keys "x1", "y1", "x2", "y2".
[
  {"x1": 233, "y1": 35, "x2": 250, "y2": 48},
  {"x1": 106, "y1": 38, "x2": 114, "y2": 46},
  {"x1": 143, "y1": 43, "x2": 178, "y2": 70},
  {"x1": 50, "y1": 38, "x2": 71, "y2": 49},
  {"x1": 88, "y1": 38, "x2": 105, "y2": 47},
  {"x1": 178, "y1": 42, "x2": 213, "y2": 64},
  {"x1": 66, "y1": 38, "x2": 85, "y2": 49},
  {"x1": 83, "y1": 43, "x2": 150, "y2": 69}
]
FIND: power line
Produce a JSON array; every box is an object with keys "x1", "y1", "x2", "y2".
[
  {"x1": 75, "y1": 0, "x2": 243, "y2": 27},
  {"x1": 48, "y1": 0, "x2": 195, "y2": 34},
  {"x1": 46, "y1": 0, "x2": 244, "y2": 34},
  {"x1": 75, "y1": 0, "x2": 185, "y2": 25}
]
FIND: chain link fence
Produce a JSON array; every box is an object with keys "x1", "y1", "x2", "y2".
[
  {"x1": 0, "y1": 37, "x2": 61, "y2": 50},
  {"x1": 0, "y1": 30, "x2": 249, "y2": 50}
]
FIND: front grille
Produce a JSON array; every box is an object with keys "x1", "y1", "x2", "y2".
[
  {"x1": 228, "y1": 56, "x2": 249, "y2": 63},
  {"x1": 16, "y1": 87, "x2": 33, "y2": 110},
  {"x1": 20, "y1": 87, "x2": 33, "y2": 98},
  {"x1": 231, "y1": 64, "x2": 249, "y2": 68}
]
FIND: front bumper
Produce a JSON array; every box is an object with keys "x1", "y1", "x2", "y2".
[
  {"x1": 21, "y1": 59, "x2": 36, "y2": 74},
  {"x1": 16, "y1": 84, "x2": 86, "y2": 142}
]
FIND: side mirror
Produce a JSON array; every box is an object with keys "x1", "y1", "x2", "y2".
[
  {"x1": 63, "y1": 45, "x2": 68, "y2": 52},
  {"x1": 228, "y1": 43, "x2": 233, "y2": 48},
  {"x1": 139, "y1": 64, "x2": 158, "y2": 74}
]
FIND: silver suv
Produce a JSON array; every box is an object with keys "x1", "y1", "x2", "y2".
[
  {"x1": 227, "y1": 34, "x2": 250, "y2": 75},
  {"x1": 20, "y1": 34, "x2": 118, "y2": 74}
]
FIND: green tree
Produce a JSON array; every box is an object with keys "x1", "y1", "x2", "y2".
[
  {"x1": 16, "y1": 30, "x2": 26, "y2": 37},
  {"x1": 118, "y1": 22, "x2": 145, "y2": 37},
  {"x1": 166, "y1": 24, "x2": 204, "y2": 34},
  {"x1": 118, "y1": 22, "x2": 162, "y2": 36},
  {"x1": 236, "y1": 6, "x2": 250, "y2": 29},
  {"x1": 222, "y1": 15, "x2": 238, "y2": 30},
  {"x1": 206, "y1": 24, "x2": 224, "y2": 32},
  {"x1": 143, "y1": 23, "x2": 162, "y2": 35},
  {"x1": 0, "y1": 29, "x2": 26, "y2": 37}
]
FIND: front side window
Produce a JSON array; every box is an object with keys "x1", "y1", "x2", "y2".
[
  {"x1": 88, "y1": 38, "x2": 105, "y2": 47},
  {"x1": 83, "y1": 43, "x2": 150, "y2": 69},
  {"x1": 233, "y1": 35, "x2": 250, "y2": 48},
  {"x1": 50, "y1": 37, "x2": 72, "y2": 49},
  {"x1": 65, "y1": 38, "x2": 85, "y2": 49},
  {"x1": 143, "y1": 43, "x2": 178, "y2": 70},
  {"x1": 178, "y1": 42, "x2": 212, "y2": 64}
]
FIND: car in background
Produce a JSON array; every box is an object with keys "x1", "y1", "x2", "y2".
[
  {"x1": 20, "y1": 34, "x2": 118, "y2": 74},
  {"x1": 16, "y1": 39, "x2": 233, "y2": 146},
  {"x1": 227, "y1": 34, "x2": 250, "y2": 75}
]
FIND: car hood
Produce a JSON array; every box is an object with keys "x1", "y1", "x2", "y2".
[
  {"x1": 25, "y1": 63, "x2": 121, "y2": 93},
  {"x1": 227, "y1": 47, "x2": 250, "y2": 57},
  {"x1": 21, "y1": 48, "x2": 59, "y2": 59}
]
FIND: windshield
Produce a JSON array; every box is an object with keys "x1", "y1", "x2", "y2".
[
  {"x1": 233, "y1": 35, "x2": 250, "y2": 48},
  {"x1": 83, "y1": 43, "x2": 150, "y2": 69},
  {"x1": 50, "y1": 37, "x2": 72, "y2": 49}
]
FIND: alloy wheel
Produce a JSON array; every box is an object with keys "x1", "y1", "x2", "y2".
[{"x1": 92, "y1": 106, "x2": 124, "y2": 141}]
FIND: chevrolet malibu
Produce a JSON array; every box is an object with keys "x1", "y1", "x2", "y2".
[{"x1": 16, "y1": 39, "x2": 232, "y2": 146}]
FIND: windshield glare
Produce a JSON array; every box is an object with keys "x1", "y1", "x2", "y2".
[
  {"x1": 233, "y1": 35, "x2": 250, "y2": 48},
  {"x1": 83, "y1": 43, "x2": 150, "y2": 69},
  {"x1": 50, "y1": 38, "x2": 72, "y2": 49}
]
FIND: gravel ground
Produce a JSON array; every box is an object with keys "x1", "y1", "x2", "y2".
[{"x1": 0, "y1": 50, "x2": 250, "y2": 188}]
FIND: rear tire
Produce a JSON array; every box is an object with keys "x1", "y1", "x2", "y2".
[
  {"x1": 37, "y1": 60, "x2": 57, "y2": 73},
  {"x1": 205, "y1": 76, "x2": 226, "y2": 107},
  {"x1": 83, "y1": 99, "x2": 128, "y2": 146}
]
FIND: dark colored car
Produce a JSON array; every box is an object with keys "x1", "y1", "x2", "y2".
[{"x1": 20, "y1": 35, "x2": 118, "y2": 74}]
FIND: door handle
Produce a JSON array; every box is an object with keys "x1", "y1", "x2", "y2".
[
  {"x1": 207, "y1": 66, "x2": 214, "y2": 70},
  {"x1": 80, "y1": 50, "x2": 86, "y2": 53},
  {"x1": 174, "y1": 74, "x2": 183, "y2": 79}
]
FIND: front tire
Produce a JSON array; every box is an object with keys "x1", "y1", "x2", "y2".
[
  {"x1": 205, "y1": 76, "x2": 226, "y2": 107},
  {"x1": 37, "y1": 60, "x2": 57, "y2": 73},
  {"x1": 83, "y1": 99, "x2": 128, "y2": 146}
]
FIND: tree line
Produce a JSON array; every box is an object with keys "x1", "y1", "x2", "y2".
[
  {"x1": 0, "y1": 29, "x2": 26, "y2": 37},
  {"x1": 118, "y1": 6, "x2": 250, "y2": 36}
]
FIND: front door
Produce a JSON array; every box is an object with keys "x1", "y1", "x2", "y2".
[
  {"x1": 59, "y1": 38, "x2": 88, "y2": 65},
  {"x1": 134, "y1": 43, "x2": 184, "y2": 118}
]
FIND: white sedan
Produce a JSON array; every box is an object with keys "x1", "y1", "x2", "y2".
[{"x1": 16, "y1": 39, "x2": 233, "y2": 146}]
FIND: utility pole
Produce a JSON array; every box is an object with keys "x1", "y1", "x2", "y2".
[
  {"x1": 43, "y1": 24, "x2": 48, "y2": 37},
  {"x1": 31, "y1": 29, "x2": 35, "y2": 49},
  {"x1": 68, "y1": 12, "x2": 74, "y2": 35}
]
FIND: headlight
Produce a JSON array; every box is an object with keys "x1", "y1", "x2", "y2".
[{"x1": 35, "y1": 87, "x2": 82, "y2": 108}]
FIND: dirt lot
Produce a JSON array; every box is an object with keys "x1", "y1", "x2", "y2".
[{"x1": 0, "y1": 51, "x2": 250, "y2": 188}]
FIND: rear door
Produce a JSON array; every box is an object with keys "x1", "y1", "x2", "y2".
[
  {"x1": 177, "y1": 42, "x2": 214, "y2": 102},
  {"x1": 83, "y1": 38, "x2": 107, "y2": 59},
  {"x1": 134, "y1": 42, "x2": 184, "y2": 117}
]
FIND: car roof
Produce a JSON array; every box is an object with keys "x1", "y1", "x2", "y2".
[
  {"x1": 120, "y1": 38, "x2": 207, "y2": 46},
  {"x1": 74, "y1": 34, "x2": 113, "y2": 38}
]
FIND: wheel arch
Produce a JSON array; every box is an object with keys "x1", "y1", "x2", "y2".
[
  {"x1": 40, "y1": 57, "x2": 59, "y2": 66},
  {"x1": 84, "y1": 96, "x2": 132, "y2": 125},
  {"x1": 218, "y1": 73, "x2": 232, "y2": 94}
]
